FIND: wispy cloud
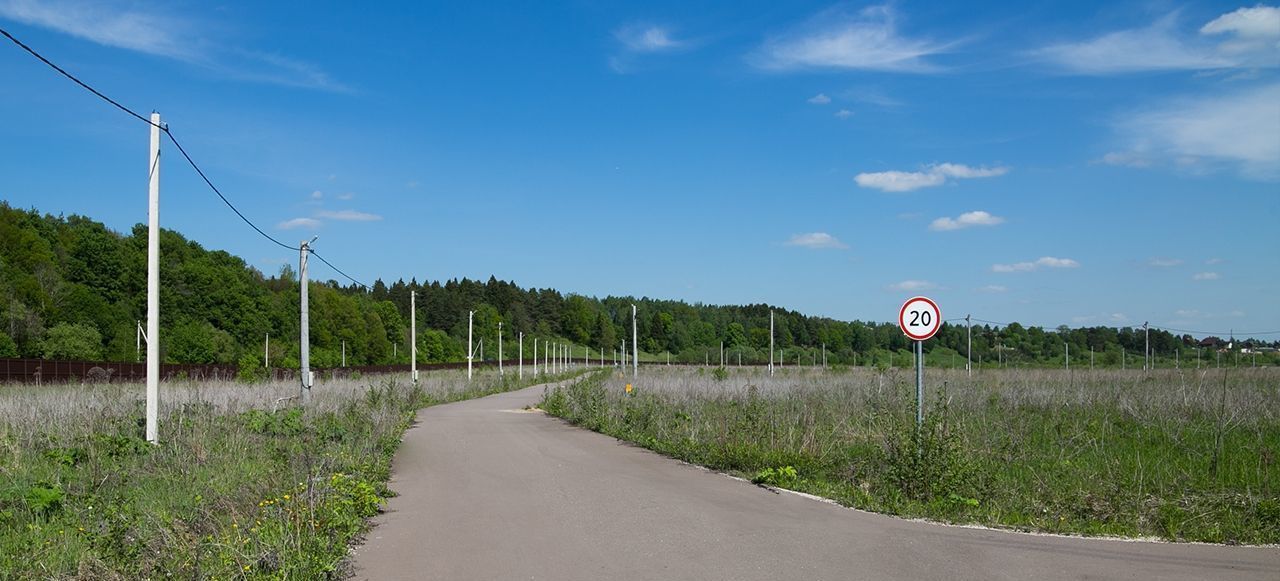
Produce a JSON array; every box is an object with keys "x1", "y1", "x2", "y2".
[
  {"x1": 929, "y1": 210, "x2": 1005, "y2": 231},
  {"x1": 978, "y1": 284, "x2": 1008, "y2": 293},
  {"x1": 807, "y1": 93, "x2": 831, "y2": 105},
  {"x1": 784, "y1": 232, "x2": 848, "y2": 249},
  {"x1": 611, "y1": 23, "x2": 687, "y2": 72},
  {"x1": 992, "y1": 256, "x2": 1080, "y2": 273},
  {"x1": 615, "y1": 24, "x2": 684, "y2": 52},
  {"x1": 855, "y1": 163, "x2": 1009, "y2": 192},
  {"x1": 1033, "y1": 6, "x2": 1280, "y2": 74},
  {"x1": 277, "y1": 217, "x2": 321, "y2": 230},
  {"x1": 0, "y1": 0, "x2": 346, "y2": 91},
  {"x1": 310, "y1": 190, "x2": 324, "y2": 200},
  {"x1": 316, "y1": 210, "x2": 382, "y2": 222},
  {"x1": 1110, "y1": 83, "x2": 1280, "y2": 179},
  {"x1": 1148, "y1": 257, "x2": 1184, "y2": 267},
  {"x1": 1192, "y1": 271, "x2": 1221, "y2": 281},
  {"x1": 834, "y1": 109, "x2": 853, "y2": 119},
  {"x1": 751, "y1": 4, "x2": 950, "y2": 72},
  {"x1": 887, "y1": 280, "x2": 936, "y2": 292}
]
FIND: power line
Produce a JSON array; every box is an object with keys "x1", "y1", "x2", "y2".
[
  {"x1": 3, "y1": 25, "x2": 381, "y2": 286},
  {"x1": 309, "y1": 249, "x2": 370, "y2": 290},
  {"x1": 1, "y1": 26, "x2": 159, "y2": 129},
  {"x1": 162, "y1": 129, "x2": 299, "y2": 252}
]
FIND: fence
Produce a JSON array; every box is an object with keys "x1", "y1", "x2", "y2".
[{"x1": 0, "y1": 357, "x2": 572, "y2": 385}]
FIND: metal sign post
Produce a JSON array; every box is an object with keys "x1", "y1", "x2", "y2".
[{"x1": 899, "y1": 296, "x2": 942, "y2": 429}]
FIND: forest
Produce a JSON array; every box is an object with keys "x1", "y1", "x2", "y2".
[{"x1": 1, "y1": 202, "x2": 1269, "y2": 369}]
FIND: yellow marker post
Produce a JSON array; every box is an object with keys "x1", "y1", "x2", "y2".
[{"x1": 625, "y1": 383, "x2": 633, "y2": 396}]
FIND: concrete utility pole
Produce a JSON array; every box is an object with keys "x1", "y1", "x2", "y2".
[
  {"x1": 533, "y1": 338, "x2": 538, "y2": 376},
  {"x1": 467, "y1": 310, "x2": 474, "y2": 381},
  {"x1": 632, "y1": 304, "x2": 638, "y2": 378},
  {"x1": 145, "y1": 112, "x2": 161, "y2": 443},
  {"x1": 342, "y1": 340, "x2": 346, "y2": 368},
  {"x1": 411, "y1": 291, "x2": 417, "y2": 384},
  {"x1": 498, "y1": 321, "x2": 504, "y2": 377},
  {"x1": 769, "y1": 310, "x2": 775, "y2": 376},
  {"x1": 300, "y1": 236, "x2": 317, "y2": 404},
  {"x1": 720, "y1": 341, "x2": 724, "y2": 367},
  {"x1": 966, "y1": 314, "x2": 972, "y2": 377},
  {"x1": 1143, "y1": 322, "x2": 1150, "y2": 372},
  {"x1": 1065, "y1": 342, "x2": 1070, "y2": 370},
  {"x1": 519, "y1": 332, "x2": 523, "y2": 379},
  {"x1": 265, "y1": 333, "x2": 269, "y2": 368}
]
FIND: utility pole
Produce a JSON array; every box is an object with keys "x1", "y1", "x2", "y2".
[
  {"x1": 966, "y1": 314, "x2": 972, "y2": 377},
  {"x1": 519, "y1": 331, "x2": 523, "y2": 379},
  {"x1": 467, "y1": 310, "x2": 474, "y2": 381},
  {"x1": 1065, "y1": 342, "x2": 1069, "y2": 370},
  {"x1": 769, "y1": 310, "x2": 775, "y2": 376},
  {"x1": 632, "y1": 304, "x2": 638, "y2": 378},
  {"x1": 410, "y1": 291, "x2": 417, "y2": 384},
  {"x1": 299, "y1": 236, "x2": 317, "y2": 404},
  {"x1": 720, "y1": 341, "x2": 724, "y2": 367},
  {"x1": 342, "y1": 340, "x2": 346, "y2": 368},
  {"x1": 498, "y1": 321, "x2": 503, "y2": 376},
  {"x1": 265, "y1": 333, "x2": 270, "y2": 368},
  {"x1": 145, "y1": 112, "x2": 161, "y2": 443},
  {"x1": 1144, "y1": 322, "x2": 1150, "y2": 373},
  {"x1": 533, "y1": 337, "x2": 538, "y2": 376}
]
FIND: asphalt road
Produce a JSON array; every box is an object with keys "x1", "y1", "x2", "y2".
[{"x1": 351, "y1": 379, "x2": 1279, "y2": 580}]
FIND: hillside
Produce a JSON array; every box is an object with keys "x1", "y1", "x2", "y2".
[{"x1": 0, "y1": 201, "x2": 1242, "y2": 369}]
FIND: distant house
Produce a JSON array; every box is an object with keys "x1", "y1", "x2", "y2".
[{"x1": 1199, "y1": 336, "x2": 1222, "y2": 348}]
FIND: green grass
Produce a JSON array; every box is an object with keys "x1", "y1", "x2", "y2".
[
  {"x1": 543, "y1": 366, "x2": 1280, "y2": 544},
  {"x1": 0, "y1": 368, "x2": 579, "y2": 579}
]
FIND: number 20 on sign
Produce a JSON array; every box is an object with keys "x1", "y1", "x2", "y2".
[{"x1": 899, "y1": 296, "x2": 942, "y2": 341}]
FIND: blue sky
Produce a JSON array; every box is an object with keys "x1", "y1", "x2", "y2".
[{"x1": 1, "y1": 1, "x2": 1277, "y2": 337}]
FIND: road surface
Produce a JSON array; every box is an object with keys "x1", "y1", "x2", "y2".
[{"x1": 351, "y1": 379, "x2": 1279, "y2": 580}]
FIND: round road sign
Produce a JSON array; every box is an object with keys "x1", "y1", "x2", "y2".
[{"x1": 899, "y1": 296, "x2": 942, "y2": 341}]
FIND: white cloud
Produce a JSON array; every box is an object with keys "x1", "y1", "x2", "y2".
[
  {"x1": 1192, "y1": 271, "x2": 1221, "y2": 280},
  {"x1": 277, "y1": 217, "x2": 320, "y2": 230},
  {"x1": 887, "y1": 280, "x2": 936, "y2": 292},
  {"x1": 316, "y1": 210, "x2": 382, "y2": 222},
  {"x1": 310, "y1": 190, "x2": 324, "y2": 200},
  {"x1": 978, "y1": 284, "x2": 1008, "y2": 293},
  {"x1": 1175, "y1": 309, "x2": 1202, "y2": 318},
  {"x1": 1115, "y1": 83, "x2": 1280, "y2": 179},
  {"x1": 1202, "y1": 5, "x2": 1280, "y2": 37},
  {"x1": 1098, "y1": 151, "x2": 1154, "y2": 168},
  {"x1": 1034, "y1": 7, "x2": 1280, "y2": 74},
  {"x1": 992, "y1": 256, "x2": 1080, "y2": 273},
  {"x1": 615, "y1": 24, "x2": 683, "y2": 52},
  {"x1": 1206, "y1": 257, "x2": 1226, "y2": 264},
  {"x1": 929, "y1": 210, "x2": 1005, "y2": 231},
  {"x1": 807, "y1": 93, "x2": 831, "y2": 104},
  {"x1": 0, "y1": 0, "x2": 196, "y2": 59},
  {"x1": 784, "y1": 232, "x2": 848, "y2": 249},
  {"x1": 854, "y1": 163, "x2": 1009, "y2": 192},
  {"x1": 834, "y1": 109, "x2": 853, "y2": 119},
  {"x1": 751, "y1": 4, "x2": 949, "y2": 72},
  {"x1": 1148, "y1": 257, "x2": 1184, "y2": 267},
  {"x1": 0, "y1": 0, "x2": 344, "y2": 90}
]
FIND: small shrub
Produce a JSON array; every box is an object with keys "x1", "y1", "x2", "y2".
[{"x1": 752, "y1": 466, "x2": 799, "y2": 488}]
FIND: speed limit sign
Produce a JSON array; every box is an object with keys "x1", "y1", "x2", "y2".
[{"x1": 899, "y1": 296, "x2": 942, "y2": 341}]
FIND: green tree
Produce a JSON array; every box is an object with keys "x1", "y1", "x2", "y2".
[{"x1": 41, "y1": 322, "x2": 102, "y2": 360}]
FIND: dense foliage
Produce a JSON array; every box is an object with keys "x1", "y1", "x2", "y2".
[{"x1": 1, "y1": 202, "x2": 1272, "y2": 368}]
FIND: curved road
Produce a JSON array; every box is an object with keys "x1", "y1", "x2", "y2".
[{"x1": 352, "y1": 379, "x2": 1278, "y2": 580}]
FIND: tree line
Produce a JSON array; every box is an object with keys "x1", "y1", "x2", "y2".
[{"x1": 2, "y1": 202, "x2": 1273, "y2": 370}]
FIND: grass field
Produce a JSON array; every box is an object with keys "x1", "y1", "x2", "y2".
[
  {"x1": 542, "y1": 365, "x2": 1280, "y2": 544},
  {"x1": 0, "y1": 368, "x2": 580, "y2": 579}
]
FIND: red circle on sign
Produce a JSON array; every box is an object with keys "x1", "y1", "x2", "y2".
[{"x1": 899, "y1": 296, "x2": 942, "y2": 341}]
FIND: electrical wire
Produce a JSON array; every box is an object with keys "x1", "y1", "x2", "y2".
[
  {"x1": 309, "y1": 249, "x2": 370, "y2": 290},
  {"x1": 1, "y1": 27, "x2": 160, "y2": 129},
  {"x1": 162, "y1": 129, "x2": 299, "y2": 251},
  {"x1": 3, "y1": 25, "x2": 379, "y2": 288}
]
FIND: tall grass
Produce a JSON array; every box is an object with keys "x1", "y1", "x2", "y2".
[
  {"x1": 0, "y1": 369, "x2": 575, "y2": 579},
  {"x1": 543, "y1": 366, "x2": 1280, "y2": 544}
]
